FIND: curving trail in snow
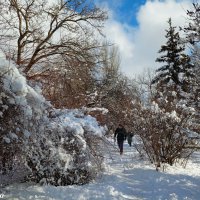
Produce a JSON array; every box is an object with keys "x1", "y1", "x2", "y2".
[{"x1": 2, "y1": 139, "x2": 200, "y2": 200}]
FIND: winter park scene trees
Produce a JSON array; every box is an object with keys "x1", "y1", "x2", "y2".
[{"x1": 0, "y1": 0, "x2": 200, "y2": 199}]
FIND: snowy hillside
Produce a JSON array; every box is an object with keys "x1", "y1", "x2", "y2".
[{"x1": 2, "y1": 139, "x2": 200, "y2": 200}]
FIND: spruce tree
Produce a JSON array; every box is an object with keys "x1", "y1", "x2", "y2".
[
  {"x1": 183, "y1": 3, "x2": 200, "y2": 133},
  {"x1": 152, "y1": 18, "x2": 194, "y2": 113}
]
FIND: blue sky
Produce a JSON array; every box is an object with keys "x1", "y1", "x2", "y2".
[
  {"x1": 101, "y1": 0, "x2": 146, "y2": 26},
  {"x1": 95, "y1": 0, "x2": 195, "y2": 77}
]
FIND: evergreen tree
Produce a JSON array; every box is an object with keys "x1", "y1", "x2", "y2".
[
  {"x1": 152, "y1": 18, "x2": 194, "y2": 113},
  {"x1": 183, "y1": 3, "x2": 200, "y2": 132}
]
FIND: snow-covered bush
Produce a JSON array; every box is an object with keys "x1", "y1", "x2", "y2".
[
  {"x1": 134, "y1": 106, "x2": 194, "y2": 169},
  {"x1": 0, "y1": 53, "x2": 49, "y2": 177},
  {"x1": 0, "y1": 51, "x2": 106, "y2": 186},
  {"x1": 25, "y1": 109, "x2": 106, "y2": 186},
  {"x1": 0, "y1": 82, "x2": 22, "y2": 174}
]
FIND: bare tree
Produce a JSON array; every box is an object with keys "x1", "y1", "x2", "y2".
[
  {"x1": 41, "y1": 58, "x2": 96, "y2": 108},
  {"x1": 0, "y1": 0, "x2": 107, "y2": 77}
]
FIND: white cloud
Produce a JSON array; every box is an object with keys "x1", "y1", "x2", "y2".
[{"x1": 102, "y1": 0, "x2": 193, "y2": 77}]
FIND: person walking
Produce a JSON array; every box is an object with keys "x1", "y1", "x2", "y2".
[
  {"x1": 127, "y1": 132, "x2": 134, "y2": 147},
  {"x1": 114, "y1": 124, "x2": 127, "y2": 155}
]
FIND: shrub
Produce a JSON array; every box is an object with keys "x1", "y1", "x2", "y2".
[{"x1": 135, "y1": 107, "x2": 194, "y2": 169}]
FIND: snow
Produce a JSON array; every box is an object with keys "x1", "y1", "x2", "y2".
[
  {"x1": 51, "y1": 109, "x2": 106, "y2": 137},
  {"x1": 23, "y1": 130, "x2": 31, "y2": 138},
  {"x1": 3, "y1": 136, "x2": 11, "y2": 144},
  {"x1": 2, "y1": 139, "x2": 200, "y2": 200},
  {"x1": 0, "y1": 49, "x2": 48, "y2": 121},
  {"x1": 82, "y1": 107, "x2": 109, "y2": 115}
]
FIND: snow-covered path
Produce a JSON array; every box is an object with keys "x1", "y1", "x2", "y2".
[{"x1": 2, "y1": 140, "x2": 200, "y2": 200}]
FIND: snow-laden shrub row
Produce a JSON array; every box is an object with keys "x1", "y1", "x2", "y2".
[{"x1": 0, "y1": 51, "x2": 106, "y2": 186}]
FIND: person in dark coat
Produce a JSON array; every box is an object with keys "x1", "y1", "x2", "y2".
[
  {"x1": 127, "y1": 132, "x2": 134, "y2": 147},
  {"x1": 114, "y1": 124, "x2": 127, "y2": 155}
]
